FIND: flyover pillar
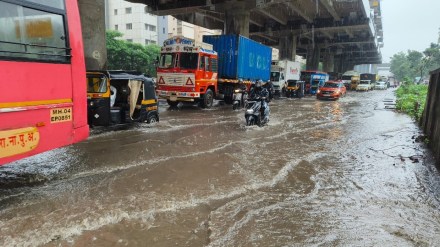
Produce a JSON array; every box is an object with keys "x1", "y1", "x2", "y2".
[
  {"x1": 224, "y1": 2, "x2": 250, "y2": 37},
  {"x1": 306, "y1": 45, "x2": 320, "y2": 71},
  {"x1": 322, "y1": 51, "x2": 334, "y2": 73},
  {"x1": 279, "y1": 34, "x2": 297, "y2": 61},
  {"x1": 78, "y1": 0, "x2": 107, "y2": 70}
]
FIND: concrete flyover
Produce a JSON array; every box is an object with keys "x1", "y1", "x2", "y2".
[
  {"x1": 78, "y1": 0, "x2": 383, "y2": 72},
  {"x1": 127, "y1": 0, "x2": 383, "y2": 72}
]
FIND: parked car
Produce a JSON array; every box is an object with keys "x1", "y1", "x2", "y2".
[
  {"x1": 317, "y1": 81, "x2": 346, "y2": 100},
  {"x1": 374, "y1": 81, "x2": 387, "y2": 90},
  {"x1": 356, "y1": 80, "x2": 371, "y2": 91}
]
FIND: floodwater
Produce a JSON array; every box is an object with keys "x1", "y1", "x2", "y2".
[{"x1": 1, "y1": 89, "x2": 440, "y2": 246}]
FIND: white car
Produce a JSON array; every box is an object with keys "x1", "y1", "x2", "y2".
[
  {"x1": 356, "y1": 80, "x2": 371, "y2": 91},
  {"x1": 375, "y1": 81, "x2": 387, "y2": 90}
]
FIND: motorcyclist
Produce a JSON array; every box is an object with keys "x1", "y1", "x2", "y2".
[
  {"x1": 264, "y1": 79, "x2": 274, "y2": 101},
  {"x1": 249, "y1": 80, "x2": 270, "y2": 121}
]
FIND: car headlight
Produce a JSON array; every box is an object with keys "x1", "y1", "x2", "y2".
[{"x1": 246, "y1": 109, "x2": 254, "y2": 114}]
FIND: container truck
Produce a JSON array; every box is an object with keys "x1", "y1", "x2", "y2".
[
  {"x1": 156, "y1": 35, "x2": 272, "y2": 108},
  {"x1": 270, "y1": 60, "x2": 301, "y2": 96}
]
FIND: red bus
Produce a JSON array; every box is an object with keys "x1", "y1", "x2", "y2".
[{"x1": 0, "y1": 0, "x2": 89, "y2": 165}]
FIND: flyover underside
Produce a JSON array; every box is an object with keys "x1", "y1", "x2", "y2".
[{"x1": 126, "y1": 0, "x2": 383, "y2": 72}]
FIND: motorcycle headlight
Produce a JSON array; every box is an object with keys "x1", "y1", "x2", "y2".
[
  {"x1": 234, "y1": 89, "x2": 240, "y2": 93},
  {"x1": 89, "y1": 101, "x2": 94, "y2": 106},
  {"x1": 246, "y1": 109, "x2": 254, "y2": 114}
]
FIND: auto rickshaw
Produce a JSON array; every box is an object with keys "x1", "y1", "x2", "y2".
[
  {"x1": 285, "y1": 80, "x2": 305, "y2": 98},
  {"x1": 86, "y1": 70, "x2": 159, "y2": 126}
]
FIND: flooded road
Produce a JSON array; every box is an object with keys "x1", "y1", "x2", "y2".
[{"x1": 1, "y1": 89, "x2": 440, "y2": 246}]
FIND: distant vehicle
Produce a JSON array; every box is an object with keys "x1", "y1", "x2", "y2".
[
  {"x1": 270, "y1": 60, "x2": 301, "y2": 97},
  {"x1": 328, "y1": 72, "x2": 342, "y2": 81},
  {"x1": 341, "y1": 70, "x2": 360, "y2": 90},
  {"x1": 87, "y1": 71, "x2": 159, "y2": 126},
  {"x1": 317, "y1": 81, "x2": 346, "y2": 100},
  {"x1": 356, "y1": 80, "x2": 372, "y2": 91},
  {"x1": 285, "y1": 80, "x2": 305, "y2": 98},
  {"x1": 374, "y1": 81, "x2": 387, "y2": 90},
  {"x1": 300, "y1": 71, "x2": 329, "y2": 95},
  {"x1": 360, "y1": 73, "x2": 377, "y2": 89}
]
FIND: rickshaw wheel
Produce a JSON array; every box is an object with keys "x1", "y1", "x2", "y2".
[{"x1": 147, "y1": 115, "x2": 158, "y2": 124}]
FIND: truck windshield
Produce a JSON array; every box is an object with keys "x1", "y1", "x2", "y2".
[
  {"x1": 270, "y1": 72, "x2": 280, "y2": 81},
  {"x1": 159, "y1": 53, "x2": 177, "y2": 68},
  {"x1": 341, "y1": 75, "x2": 352, "y2": 80},
  {"x1": 179, "y1": 53, "x2": 198, "y2": 70},
  {"x1": 360, "y1": 80, "x2": 370, "y2": 84}
]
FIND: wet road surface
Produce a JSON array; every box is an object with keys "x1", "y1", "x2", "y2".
[{"x1": 1, "y1": 89, "x2": 440, "y2": 246}]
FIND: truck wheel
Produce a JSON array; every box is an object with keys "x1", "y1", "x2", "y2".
[
  {"x1": 167, "y1": 100, "x2": 179, "y2": 108},
  {"x1": 201, "y1": 89, "x2": 214, "y2": 109}
]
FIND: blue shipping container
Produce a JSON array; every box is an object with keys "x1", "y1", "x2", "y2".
[{"x1": 203, "y1": 35, "x2": 272, "y2": 81}]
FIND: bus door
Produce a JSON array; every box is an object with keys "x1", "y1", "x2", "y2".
[{"x1": 87, "y1": 72, "x2": 111, "y2": 126}]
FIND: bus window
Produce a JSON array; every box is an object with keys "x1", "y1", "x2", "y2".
[
  {"x1": 0, "y1": 1, "x2": 68, "y2": 62},
  {"x1": 26, "y1": 0, "x2": 65, "y2": 10}
]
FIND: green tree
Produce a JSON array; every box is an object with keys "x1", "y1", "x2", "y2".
[
  {"x1": 390, "y1": 52, "x2": 411, "y2": 81},
  {"x1": 106, "y1": 30, "x2": 160, "y2": 77}
]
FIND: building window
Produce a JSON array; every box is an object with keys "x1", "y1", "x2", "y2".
[
  {"x1": 115, "y1": 25, "x2": 118, "y2": 30},
  {"x1": 145, "y1": 39, "x2": 149, "y2": 45},
  {"x1": 149, "y1": 25, "x2": 156, "y2": 32},
  {"x1": 127, "y1": 39, "x2": 133, "y2": 42},
  {"x1": 126, "y1": 23, "x2": 132, "y2": 30},
  {"x1": 150, "y1": 40, "x2": 156, "y2": 44},
  {"x1": 163, "y1": 27, "x2": 165, "y2": 34},
  {"x1": 125, "y1": 7, "x2": 132, "y2": 14},
  {"x1": 114, "y1": 9, "x2": 118, "y2": 15}
]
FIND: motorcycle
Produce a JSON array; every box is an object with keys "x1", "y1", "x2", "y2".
[
  {"x1": 245, "y1": 97, "x2": 270, "y2": 126},
  {"x1": 232, "y1": 87, "x2": 248, "y2": 110}
]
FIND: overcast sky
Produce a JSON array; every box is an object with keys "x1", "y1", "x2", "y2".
[{"x1": 381, "y1": 0, "x2": 440, "y2": 63}]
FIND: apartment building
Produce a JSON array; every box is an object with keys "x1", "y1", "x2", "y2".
[
  {"x1": 105, "y1": 0, "x2": 158, "y2": 45},
  {"x1": 106, "y1": 1, "x2": 221, "y2": 47}
]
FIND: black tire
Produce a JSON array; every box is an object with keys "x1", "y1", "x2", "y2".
[
  {"x1": 232, "y1": 102, "x2": 238, "y2": 110},
  {"x1": 201, "y1": 89, "x2": 214, "y2": 109},
  {"x1": 147, "y1": 114, "x2": 158, "y2": 124},
  {"x1": 167, "y1": 100, "x2": 179, "y2": 108},
  {"x1": 246, "y1": 116, "x2": 255, "y2": 126}
]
